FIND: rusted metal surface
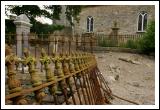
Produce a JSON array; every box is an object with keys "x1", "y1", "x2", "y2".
[
  {"x1": 5, "y1": 45, "x2": 27, "y2": 105},
  {"x1": 21, "y1": 48, "x2": 46, "y2": 104},
  {"x1": 5, "y1": 35, "x2": 112, "y2": 105}
]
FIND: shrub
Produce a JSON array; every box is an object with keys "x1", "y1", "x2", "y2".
[
  {"x1": 98, "y1": 39, "x2": 107, "y2": 47},
  {"x1": 124, "y1": 39, "x2": 139, "y2": 49},
  {"x1": 98, "y1": 37, "x2": 117, "y2": 47},
  {"x1": 139, "y1": 21, "x2": 155, "y2": 54}
]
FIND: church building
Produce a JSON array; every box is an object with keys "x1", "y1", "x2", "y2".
[{"x1": 73, "y1": 5, "x2": 155, "y2": 35}]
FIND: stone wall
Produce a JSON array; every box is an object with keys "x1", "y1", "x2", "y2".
[{"x1": 74, "y1": 5, "x2": 155, "y2": 35}]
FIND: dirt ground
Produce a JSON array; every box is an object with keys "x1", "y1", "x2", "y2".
[{"x1": 95, "y1": 51, "x2": 155, "y2": 105}]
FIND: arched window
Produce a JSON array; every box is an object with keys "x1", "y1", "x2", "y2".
[
  {"x1": 87, "y1": 16, "x2": 93, "y2": 32},
  {"x1": 137, "y1": 12, "x2": 148, "y2": 32}
]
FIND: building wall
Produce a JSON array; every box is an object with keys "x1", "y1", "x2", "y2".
[{"x1": 74, "y1": 5, "x2": 155, "y2": 35}]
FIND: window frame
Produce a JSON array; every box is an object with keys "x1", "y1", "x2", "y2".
[
  {"x1": 137, "y1": 12, "x2": 148, "y2": 32},
  {"x1": 87, "y1": 16, "x2": 94, "y2": 33}
]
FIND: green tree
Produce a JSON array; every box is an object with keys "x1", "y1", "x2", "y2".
[
  {"x1": 5, "y1": 5, "x2": 82, "y2": 35},
  {"x1": 9, "y1": 5, "x2": 43, "y2": 19},
  {"x1": 65, "y1": 5, "x2": 81, "y2": 26},
  {"x1": 43, "y1": 5, "x2": 82, "y2": 26},
  {"x1": 6, "y1": 5, "x2": 55, "y2": 35},
  {"x1": 43, "y1": 5, "x2": 62, "y2": 24}
]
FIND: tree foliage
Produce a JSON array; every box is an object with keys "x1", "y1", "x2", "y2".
[
  {"x1": 5, "y1": 5, "x2": 82, "y2": 35},
  {"x1": 10, "y1": 5, "x2": 42, "y2": 19},
  {"x1": 43, "y1": 5, "x2": 62, "y2": 21},
  {"x1": 31, "y1": 20, "x2": 64, "y2": 36},
  {"x1": 65, "y1": 5, "x2": 81, "y2": 26},
  {"x1": 139, "y1": 20, "x2": 155, "y2": 54},
  {"x1": 5, "y1": 19, "x2": 16, "y2": 33}
]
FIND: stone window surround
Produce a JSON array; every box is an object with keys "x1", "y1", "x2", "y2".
[
  {"x1": 87, "y1": 16, "x2": 93, "y2": 33},
  {"x1": 137, "y1": 12, "x2": 148, "y2": 33}
]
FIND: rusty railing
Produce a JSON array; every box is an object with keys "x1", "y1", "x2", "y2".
[{"x1": 5, "y1": 43, "x2": 112, "y2": 105}]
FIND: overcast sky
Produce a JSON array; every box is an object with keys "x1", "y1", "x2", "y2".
[{"x1": 35, "y1": 5, "x2": 52, "y2": 24}]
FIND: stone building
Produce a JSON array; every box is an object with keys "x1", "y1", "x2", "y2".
[{"x1": 73, "y1": 5, "x2": 155, "y2": 35}]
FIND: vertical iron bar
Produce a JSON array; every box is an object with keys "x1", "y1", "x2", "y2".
[
  {"x1": 89, "y1": 70, "x2": 98, "y2": 104},
  {"x1": 59, "y1": 80, "x2": 70, "y2": 105},
  {"x1": 92, "y1": 67, "x2": 105, "y2": 104},
  {"x1": 83, "y1": 72, "x2": 94, "y2": 104},
  {"x1": 96, "y1": 67, "x2": 112, "y2": 94},
  {"x1": 40, "y1": 33, "x2": 43, "y2": 72},
  {"x1": 48, "y1": 33, "x2": 50, "y2": 56},
  {"x1": 66, "y1": 78, "x2": 76, "y2": 105},
  {"x1": 34, "y1": 33, "x2": 36, "y2": 58},
  {"x1": 22, "y1": 32, "x2": 24, "y2": 74},
  {"x1": 53, "y1": 94, "x2": 58, "y2": 105},
  {"x1": 16, "y1": 34, "x2": 17, "y2": 56},
  {"x1": 55, "y1": 36, "x2": 57, "y2": 53},
  {"x1": 61, "y1": 36, "x2": 64, "y2": 54},
  {"x1": 83, "y1": 34, "x2": 85, "y2": 51},
  {"x1": 27, "y1": 33, "x2": 29, "y2": 50},
  {"x1": 77, "y1": 73, "x2": 88, "y2": 104},
  {"x1": 82, "y1": 72, "x2": 92, "y2": 104},
  {"x1": 15, "y1": 33, "x2": 18, "y2": 71},
  {"x1": 86, "y1": 72, "x2": 96, "y2": 104},
  {"x1": 95, "y1": 68, "x2": 112, "y2": 104},
  {"x1": 69, "y1": 40, "x2": 71, "y2": 55},
  {"x1": 73, "y1": 75, "x2": 83, "y2": 104}
]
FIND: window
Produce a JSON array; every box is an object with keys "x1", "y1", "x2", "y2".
[
  {"x1": 137, "y1": 12, "x2": 148, "y2": 32},
  {"x1": 87, "y1": 16, "x2": 93, "y2": 32}
]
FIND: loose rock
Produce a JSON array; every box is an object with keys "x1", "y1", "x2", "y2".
[
  {"x1": 105, "y1": 75, "x2": 116, "y2": 84},
  {"x1": 132, "y1": 81, "x2": 140, "y2": 87},
  {"x1": 119, "y1": 57, "x2": 141, "y2": 65},
  {"x1": 115, "y1": 74, "x2": 119, "y2": 80}
]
